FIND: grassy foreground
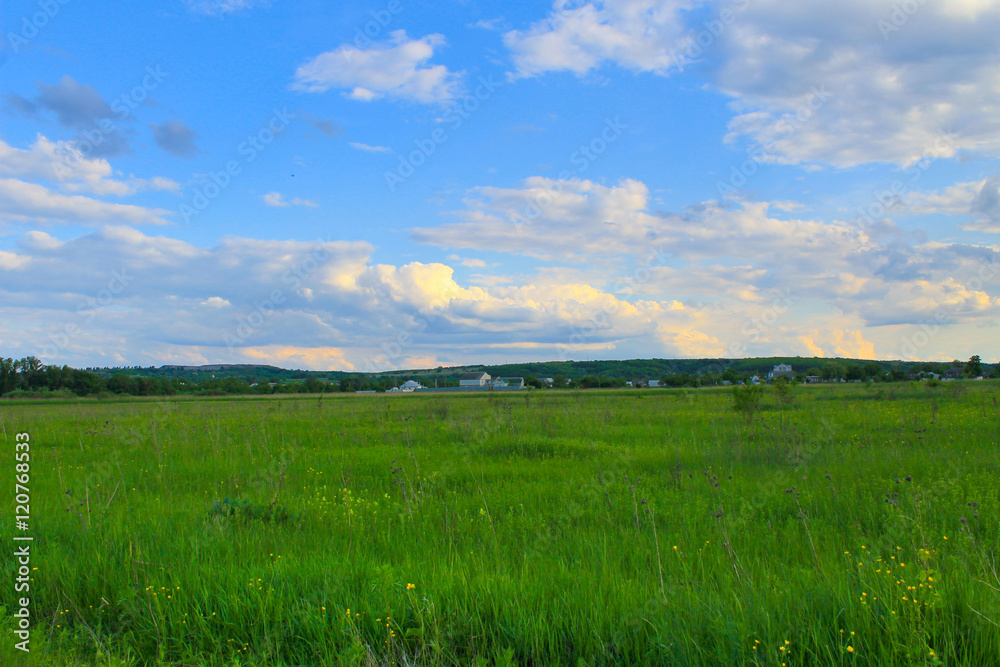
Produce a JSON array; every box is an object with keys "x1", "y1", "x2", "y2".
[{"x1": 1, "y1": 383, "x2": 999, "y2": 666}]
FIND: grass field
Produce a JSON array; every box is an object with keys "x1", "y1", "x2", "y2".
[{"x1": 2, "y1": 382, "x2": 999, "y2": 666}]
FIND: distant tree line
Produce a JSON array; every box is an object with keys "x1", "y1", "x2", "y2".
[{"x1": 0, "y1": 354, "x2": 994, "y2": 399}]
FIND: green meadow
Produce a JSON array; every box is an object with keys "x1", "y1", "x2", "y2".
[{"x1": 1, "y1": 382, "x2": 999, "y2": 666}]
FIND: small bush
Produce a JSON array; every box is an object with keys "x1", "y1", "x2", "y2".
[{"x1": 732, "y1": 382, "x2": 764, "y2": 422}]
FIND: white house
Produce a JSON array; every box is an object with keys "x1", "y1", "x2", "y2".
[
  {"x1": 460, "y1": 372, "x2": 491, "y2": 387},
  {"x1": 768, "y1": 363, "x2": 794, "y2": 380},
  {"x1": 647, "y1": 379, "x2": 662, "y2": 387},
  {"x1": 401, "y1": 380, "x2": 423, "y2": 392}
]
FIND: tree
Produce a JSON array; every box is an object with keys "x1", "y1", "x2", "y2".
[
  {"x1": 965, "y1": 355, "x2": 982, "y2": 378},
  {"x1": 0, "y1": 358, "x2": 20, "y2": 394},
  {"x1": 822, "y1": 361, "x2": 846, "y2": 381},
  {"x1": 863, "y1": 362, "x2": 882, "y2": 380},
  {"x1": 107, "y1": 373, "x2": 138, "y2": 394},
  {"x1": 68, "y1": 369, "x2": 102, "y2": 396},
  {"x1": 888, "y1": 365, "x2": 908, "y2": 382}
]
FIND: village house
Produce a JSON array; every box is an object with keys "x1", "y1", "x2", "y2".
[
  {"x1": 459, "y1": 372, "x2": 491, "y2": 387},
  {"x1": 768, "y1": 363, "x2": 795, "y2": 380}
]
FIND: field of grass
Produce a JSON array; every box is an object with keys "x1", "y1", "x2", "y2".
[{"x1": 2, "y1": 382, "x2": 999, "y2": 666}]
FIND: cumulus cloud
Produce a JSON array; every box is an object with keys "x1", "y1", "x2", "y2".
[
  {"x1": 292, "y1": 30, "x2": 460, "y2": 104},
  {"x1": 1, "y1": 223, "x2": 997, "y2": 368},
  {"x1": 412, "y1": 177, "x2": 866, "y2": 266},
  {"x1": 0, "y1": 135, "x2": 178, "y2": 197},
  {"x1": 901, "y1": 176, "x2": 1000, "y2": 233},
  {"x1": 412, "y1": 176, "x2": 1000, "y2": 338},
  {"x1": 711, "y1": 0, "x2": 1000, "y2": 166},
  {"x1": 503, "y1": 0, "x2": 693, "y2": 78},
  {"x1": 501, "y1": 1, "x2": 1000, "y2": 167}
]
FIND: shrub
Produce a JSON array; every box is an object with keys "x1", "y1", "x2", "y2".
[{"x1": 732, "y1": 382, "x2": 764, "y2": 422}]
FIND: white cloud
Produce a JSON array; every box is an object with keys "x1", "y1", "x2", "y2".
[
  {"x1": 503, "y1": 0, "x2": 693, "y2": 78},
  {"x1": 349, "y1": 142, "x2": 391, "y2": 153},
  {"x1": 711, "y1": 0, "x2": 1000, "y2": 166},
  {"x1": 501, "y1": 1, "x2": 1000, "y2": 167},
  {"x1": 292, "y1": 30, "x2": 460, "y2": 105},
  {"x1": 413, "y1": 177, "x2": 866, "y2": 266},
  {"x1": 902, "y1": 176, "x2": 1000, "y2": 233},
  {"x1": 0, "y1": 250, "x2": 29, "y2": 270},
  {"x1": 0, "y1": 179, "x2": 172, "y2": 226},
  {"x1": 262, "y1": 192, "x2": 318, "y2": 208},
  {"x1": 0, "y1": 135, "x2": 179, "y2": 197},
  {"x1": 1, "y1": 211, "x2": 997, "y2": 369}
]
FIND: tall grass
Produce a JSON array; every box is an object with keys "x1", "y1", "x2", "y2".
[{"x1": 1, "y1": 383, "x2": 998, "y2": 665}]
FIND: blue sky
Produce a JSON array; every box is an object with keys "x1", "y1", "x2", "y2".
[{"x1": 1, "y1": 0, "x2": 999, "y2": 370}]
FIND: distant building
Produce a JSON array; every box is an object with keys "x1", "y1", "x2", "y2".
[
  {"x1": 499, "y1": 377, "x2": 525, "y2": 389},
  {"x1": 944, "y1": 367, "x2": 964, "y2": 379},
  {"x1": 768, "y1": 363, "x2": 795, "y2": 380},
  {"x1": 647, "y1": 379, "x2": 661, "y2": 387},
  {"x1": 460, "y1": 372, "x2": 491, "y2": 387},
  {"x1": 804, "y1": 375, "x2": 821, "y2": 384},
  {"x1": 401, "y1": 380, "x2": 423, "y2": 392},
  {"x1": 540, "y1": 377, "x2": 554, "y2": 385}
]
